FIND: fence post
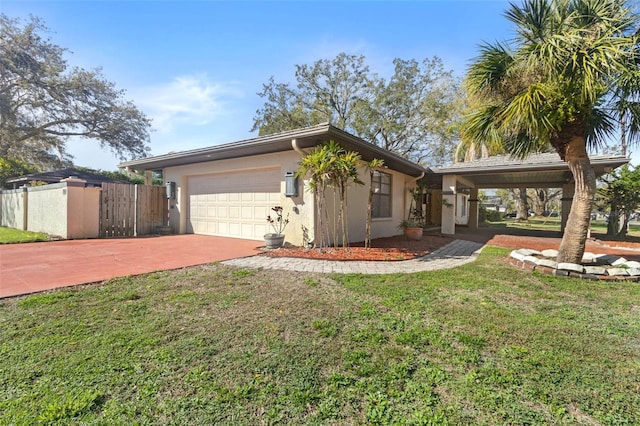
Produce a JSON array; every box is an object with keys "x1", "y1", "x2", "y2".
[{"x1": 22, "y1": 187, "x2": 28, "y2": 231}]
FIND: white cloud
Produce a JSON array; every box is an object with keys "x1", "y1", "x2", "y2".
[{"x1": 134, "y1": 74, "x2": 244, "y2": 133}]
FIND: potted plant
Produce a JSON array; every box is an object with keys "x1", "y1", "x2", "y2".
[
  {"x1": 399, "y1": 187, "x2": 425, "y2": 240},
  {"x1": 265, "y1": 206, "x2": 289, "y2": 249},
  {"x1": 398, "y1": 218, "x2": 424, "y2": 241}
]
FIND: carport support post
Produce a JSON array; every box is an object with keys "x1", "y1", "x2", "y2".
[
  {"x1": 561, "y1": 182, "x2": 574, "y2": 233},
  {"x1": 441, "y1": 175, "x2": 457, "y2": 235},
  {"x1": 468, "y1": 187, "x2": 479, "y2": 230}
]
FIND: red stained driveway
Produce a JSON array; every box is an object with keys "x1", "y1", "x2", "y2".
[{"x1": 0, "y1": 235, "x2": 261, "y2": 299}]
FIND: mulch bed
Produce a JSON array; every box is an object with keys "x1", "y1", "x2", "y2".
[{"x1": 261, "y1": 235, "x2": 456, "y2": 261}]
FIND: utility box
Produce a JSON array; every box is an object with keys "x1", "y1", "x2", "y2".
[
  {"x1": 166, "y1": 181, "x2": 176, "y2": 199},
  {"x1": 284, "y1": 172, "x2": 298, "y2": 197}
]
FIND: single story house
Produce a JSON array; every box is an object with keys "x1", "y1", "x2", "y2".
[
  {"x1": 120, "y1": 124, "x2": 428, "y2": 246},
  {"x1": 119, "y1": 123, "x2": 629, "y2": 246},
  {"x1": 6, "y1": 167, "x2": 130, "y2": 189}
]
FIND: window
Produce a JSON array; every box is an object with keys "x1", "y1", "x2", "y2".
[{"x1": 372, "y1": 171, "x2": 392, "y2": 218}]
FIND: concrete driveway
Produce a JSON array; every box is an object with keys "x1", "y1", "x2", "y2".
[{"x1": 0, "y1": 235, "x2": 261, "y2": 299}]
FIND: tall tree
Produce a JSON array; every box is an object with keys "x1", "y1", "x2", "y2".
[
  {"x1": 598, "y1": 164, "x2": 640, "y2": 236},
  {"x1": 253, "y1": 53, "x2": 462, "y2": 166},
  {"x1": 0, "y1": 15, "x2": 151, "y2": 169},
  {"x1": 0, "y1": 156, "x2": 39, "y2": 188},
  {"x1": 253, "y1": 53, "x2": 373, "y2": 135},
  {"x1": 352, "y1": 58, "x2": 462, "y2": 166},
  {"x1": 462, "y1": 0, "x2": 639, "y2": 263}
]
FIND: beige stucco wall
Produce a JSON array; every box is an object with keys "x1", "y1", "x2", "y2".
[
  {"x1": 0, "y1": 189, "x2": 27, "y2": 230},
  {"x1": 164, "y1": 151, "x2": 418, "y2": 246},
  {"x1": 66, "y1": 185, "x2": 101, "y2": 238},
  {"x1": 322, "y1": 167, "x2": 415, "y2": 245},
  {"x1": 164, "y1": 151, "x2": 315, "y2": 246}
]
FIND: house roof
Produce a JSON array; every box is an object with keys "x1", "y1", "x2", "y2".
[
  {"x1": 118, "y1": 123, "x2": 430, "y2": 178},
  {"x1": 429, "y1": 152, "x2": 629, "y2": 188},
  {"x1": 7, "y1": 167, "x2": 130, "y2": 187}
]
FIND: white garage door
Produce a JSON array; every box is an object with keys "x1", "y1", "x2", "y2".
[{"x1": 187, "y1": 168, "x2": 281, "y2": 240}]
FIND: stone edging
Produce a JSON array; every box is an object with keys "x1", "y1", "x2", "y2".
[{"x1": 508, "y1": 248, "x2": 640, "y2": 281}]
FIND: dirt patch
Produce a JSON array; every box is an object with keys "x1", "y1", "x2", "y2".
[{"x1": 261, "y1": 234, "x2": 455, "y2": 261}]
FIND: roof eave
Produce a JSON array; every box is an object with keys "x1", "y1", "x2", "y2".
[{"x1": 118, "y1": 123, "x2": 428, "y2": 177}]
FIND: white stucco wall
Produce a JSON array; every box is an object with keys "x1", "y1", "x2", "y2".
[
  {"x1": 455, "y1": 193, "x2": 469, "y2": 225},
  {"x1": 0, "y1": 189, "x2": 27, "y2": 230},
  {"x1": 164, "y1": 151, "x2": 417, "y2": 246},
  {"x1": 27, "y1": 183, "x2": 68, "y2": 237}
]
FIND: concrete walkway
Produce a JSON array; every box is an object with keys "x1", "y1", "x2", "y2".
[{"x1": 223, "y1": 239, "x2": 485, "y2": 274}]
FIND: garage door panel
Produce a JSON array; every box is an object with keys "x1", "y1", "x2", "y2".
[
  {"x1": 187, "y1": 168, "x2": 281, "y2": 240},
  {"x1": 229, "y1": 206, "x2": 240, "y2": 218}
]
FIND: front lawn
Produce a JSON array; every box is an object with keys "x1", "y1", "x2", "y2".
[
  {"x1": 0, "y1": 226, "x2": 49, "y2": 244},
  {"x1": 1, "y1": 248, "x2": 638, "y2": 424},
  {"x1": 486, "y1": 217, "x2": 640, "y2": 238}
]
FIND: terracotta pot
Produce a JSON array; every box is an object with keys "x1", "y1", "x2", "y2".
[
  {"x1": 404, "y1": 227, "x2": 423, "y2": 241},
  {"x1": 264, "y1": 233, "x2": 285, "y2": 249}
]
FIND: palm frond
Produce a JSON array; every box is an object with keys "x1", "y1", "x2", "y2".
[
  {"x1": 585, "y1": 106, "x2": 616, "y2": 150},
  {"x1": 466, "y1": 42, "x2": 514, "y2": 95},
  {"x1": 505, "y1": 0, "x2": 558, "y2": 43},
  {"x1": 498, "y1": 82, "x2": 556, "y2": 139}
]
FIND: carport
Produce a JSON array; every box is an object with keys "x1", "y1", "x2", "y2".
[{"x1": 427, "y1": 153, "x2": 629, "y2": 235}]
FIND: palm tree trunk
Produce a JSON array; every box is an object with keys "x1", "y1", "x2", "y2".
[
  {"x1": 557, "y1": 136, "x2": 596, "y2": 264},
  {"x1": 365, "y1": 171, "x2": 373, "y2": 249},
  {"x1": 516, "y1": 188, "x2": 528, "y2": 220}
]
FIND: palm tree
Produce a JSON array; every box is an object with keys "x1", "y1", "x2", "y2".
[
  {"x1": 462, "y1": 0, "x2": 639, "y2": 263},
  {"x1": 296, "y1": 140, "x2": 363, "y2": 248},
  {"x1": 330, "y1": 146, "x2": 363, "y2": 247},
  {"x1": 364, "y1": 158, "x2": 385, "y2": 249},
  {"x1": 296, "y1": 145, "x2": 333, "y2": 248}
]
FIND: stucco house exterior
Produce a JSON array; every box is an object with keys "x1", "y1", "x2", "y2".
[
  {"x1": 120, "y1": 123, "x2": 428, "y2": 246},
  {"x1": 119, "y1": 123, "x2": 629, "y2": 246}
]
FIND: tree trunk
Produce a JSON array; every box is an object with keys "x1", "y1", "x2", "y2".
[
  {"x1": 516, "y1": 188, "x2": 528, "y2": 220},
  {"x1": 607, "y1": 202, "x2": 620, "y2": 236},
  {"x1": 365, "y1": 170, "x2": 374, "y2": 249},
  {"x1": 557, "y1": 137, "x2": 596, "y2": 264}
]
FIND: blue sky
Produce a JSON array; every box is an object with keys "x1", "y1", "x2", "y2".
[{"x1": 6, "y1": 0, "x2": 613, "y2": 171}]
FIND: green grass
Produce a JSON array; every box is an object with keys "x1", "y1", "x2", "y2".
[
  {"x1": 486, "y1": 217, "x2": 640, "y2": 237},
  {"x1": 0, "y1": 226, "x2": 49, "y2": 243},
  {"x1": 1, "y1": 249, "x2": 639, "y2": 424}
]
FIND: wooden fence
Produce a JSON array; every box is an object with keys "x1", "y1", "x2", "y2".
[{"x1": 100, "y1": 183, "x2": 168, "y2": 237}]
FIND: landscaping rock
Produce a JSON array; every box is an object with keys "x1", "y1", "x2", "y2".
[
  {"x1": 557, "y1": 262, "x2": 585, "y2": 273},
  {"x1": 581, "y1": 252, "x2": 597, "y2": 263},
  {"x1": 612, "y1": 257, "x2": 628, "y2": 267},
  {"x1": 523, "y1": 255, "x2": 539, "y2": 265},
  {"x1": 540, "y1": 249, "x2": 558, "y2": 258},
  {"x1": 594, "y1": 254, "x2": 617, "y2": 265},
  {"x1": 626, "y1": 268, "x2": 640, "y2": 277},
  {"x1": 623, "y1": 260, "x2": 640, "y2": 269},
  {"x1": 536, "y1": 258, "x2": 557, "y2": 269},
  {"x1": 518, "y1": 248, "x2": 541, "y2": 256},
  {"x1": 584, "y1": 266, "x2": 607, "y2": 275},
  {"x1": 607, "y1": 268, "x2": 629, "y2": 276},
  {"x1": 510, "y1": 250, "x2": 527, "y2": 261}
]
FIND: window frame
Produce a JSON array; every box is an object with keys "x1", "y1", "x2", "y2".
[{"x1": 371, "y1": 170, "x2": 392, "y2": 219}]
